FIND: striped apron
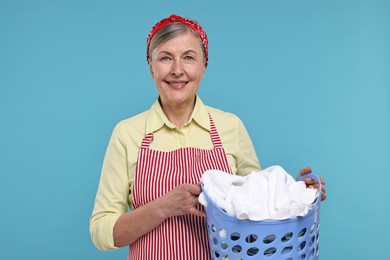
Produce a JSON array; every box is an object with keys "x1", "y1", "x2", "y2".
[{"x1": 129, "y1": 114, "x2": 231, "y2": 260}]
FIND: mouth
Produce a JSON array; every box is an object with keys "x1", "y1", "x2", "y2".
[{"x1": 166, "y1": 81, "x2": 189, "y2": 89}]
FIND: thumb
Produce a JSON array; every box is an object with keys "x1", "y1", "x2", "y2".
[{"x1": 185, "y1": 183, "x2": 202, "y2": 196}]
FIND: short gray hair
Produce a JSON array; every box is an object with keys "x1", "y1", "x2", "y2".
[{"x1": 147, "y1": 22, "x2": 206, "y2": 64}]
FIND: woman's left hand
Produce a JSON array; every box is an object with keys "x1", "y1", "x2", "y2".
[{"x1": 297, "y1": 166, "x2": 327, "y2": 201}]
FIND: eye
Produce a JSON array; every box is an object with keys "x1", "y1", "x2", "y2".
[
  {"x1": 184, "y1": 55, "x2": 195, "y2": 61},
  {"x1": 160, "y1": 56, "x2": 172, "y2": 61}
]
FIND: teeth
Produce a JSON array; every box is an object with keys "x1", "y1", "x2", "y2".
[{"x1": 170, "y1": 82, "x2": 186, "y2": 86}]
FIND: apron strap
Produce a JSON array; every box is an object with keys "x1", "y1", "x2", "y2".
[
  {"x1": 140, "y1": 132, "x2": 154, "y2": 149},
  {"x1": 208, "y1": 113, "x2": 223, "y2": 149}
]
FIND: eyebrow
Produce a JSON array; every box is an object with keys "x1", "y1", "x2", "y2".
[
  {"x1": 182, "y1": 50, "x2": 198, "y2": 55},
  {"x1": 157, "y1": 49, "x2": 199, "y2": 56}
]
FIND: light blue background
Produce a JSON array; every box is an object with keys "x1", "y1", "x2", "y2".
[{"x1": 1, "y1": 0, "x2": 389, "y2": 259}]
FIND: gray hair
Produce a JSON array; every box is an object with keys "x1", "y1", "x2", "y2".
[{"x1": 147, "y1": 22, "x2": 206, "y2": 64}]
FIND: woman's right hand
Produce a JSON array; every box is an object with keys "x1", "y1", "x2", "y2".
[
  {"x1": 113, "y1": 183, "x2": 205, "y2": 247},
  {"x1": 157, "y1": 183, "x2": 206, "y2": 218}
]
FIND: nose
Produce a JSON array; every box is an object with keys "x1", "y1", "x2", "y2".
[{"x1": 171, "y1": 59, "x2": 184, "y2": 76}]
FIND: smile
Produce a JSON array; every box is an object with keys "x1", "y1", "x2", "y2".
[{"x1": 166, "y1": 81, "x2": 188, "y2": 87}]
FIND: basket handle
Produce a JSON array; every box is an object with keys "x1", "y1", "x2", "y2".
[{"x1": 296, "y1": 173, "x2": 322, "y2": 206}]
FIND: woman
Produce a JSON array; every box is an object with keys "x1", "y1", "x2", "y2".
[{"x1": 90, "y1": 14, "x2": 326, "y2": 259}]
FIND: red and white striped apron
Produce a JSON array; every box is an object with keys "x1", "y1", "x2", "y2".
[{"x1": 129, "y1": 114, "x2": 231, "y2": 260}]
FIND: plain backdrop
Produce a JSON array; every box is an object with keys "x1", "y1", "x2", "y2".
[{"x1": 1, "y1": 0, "x2": 389, "y2": 259}]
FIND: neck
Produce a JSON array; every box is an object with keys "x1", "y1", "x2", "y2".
[{"x1": 159, "y1": 97, "x2": 196, "y2": 128}]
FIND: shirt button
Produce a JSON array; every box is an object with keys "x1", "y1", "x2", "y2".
[{"x1": 177, "y1": 130, "x2": 186, "y2": 147}]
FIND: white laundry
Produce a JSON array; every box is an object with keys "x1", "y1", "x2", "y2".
[
  {"x1": 198, "y1": 170, "x2": 246, "y2": 216},
  {"x1": 199, "y1": 165, "x2": 318, "y2": 221}
]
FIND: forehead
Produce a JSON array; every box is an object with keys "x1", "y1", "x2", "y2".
[{"x1": 153, "y1": 31, "x2": 203, "y2": 54}]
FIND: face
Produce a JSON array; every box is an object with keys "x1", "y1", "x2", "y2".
[{"x1": 149, "y1": 30, "x2": 206, "y2": 108}]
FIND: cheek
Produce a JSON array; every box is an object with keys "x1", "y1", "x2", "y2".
[
  {"x1": 151, "y1": 64, "x2": 170, "y2": 80},
  {"x1": 196, "y1": 64, "x2": 206, "y2": 78},
  {"x1": 185, "y1": 65, "x2": 203, "y2": 78},
  {"x1": 194, "y1": 68, "x2": 205, "y2": 80}
]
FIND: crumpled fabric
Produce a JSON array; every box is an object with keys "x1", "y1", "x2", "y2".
[{"x1": 199, "y1": 165, "x2": 317, "y2": 220}]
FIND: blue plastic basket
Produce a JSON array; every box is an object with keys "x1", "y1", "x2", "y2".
[{"x1": 202, "y1": 173, "x2": 321, "y2": 260}]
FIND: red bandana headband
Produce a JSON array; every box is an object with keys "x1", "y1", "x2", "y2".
[{"x1": 146, "y1": 14, "x2": 209, "y2": 67}]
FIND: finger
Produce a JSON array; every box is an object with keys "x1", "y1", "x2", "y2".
[
  {"x1": 185, "y1": 183, "x2": 202, "y2": 196},
  {"x1": 304, "y1": 179, "x2": 324, "y2": 194},
  {"x1": 303, "y1": 177, "x2": 317, "y2": 186},
  {"x1": 188, "y1": 207, "x2": 206, "y2": 218},
  {"x1": 302, "y1": 175, "x2": 327, "y2": 201},
  {"x1": 320, "y1": 177, "x2": 326, "y2": 186},
  {"x1": 321, "y1": 191, "x2": 327, "y2": 201},
  {"x1": 304, "y1": 176, "x2": 325, "y2": 186},
  {"x1": 299, "y1": 166, "x2": 312, "y2": 177}
]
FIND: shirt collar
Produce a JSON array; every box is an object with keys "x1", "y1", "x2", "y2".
[{"x1": 145, "y1": 95, "x2": 210, "y2": 133}]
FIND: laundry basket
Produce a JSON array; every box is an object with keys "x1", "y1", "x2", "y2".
[{"x1": 202, "y1": 173, "x2": 321, "y2": 260}]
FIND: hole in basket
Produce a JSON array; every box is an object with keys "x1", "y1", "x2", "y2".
[
  {"x1": 263, "y1": 234, "x2": 276, "y2": 244},
  {"x1": 213, "y1": 237, "x2": 218, "y2": 245},
  {"x1": 298, "y1": 254, "x2": 306, "y2": 260},
  {"x1": 211, "y1": 224, "x2": 217, "y2": 232},
  {"x1": 281, "y1": 245, "x2": 293, "y2": 255},
  {"x1": 310, "y1": 223, "x2": 316, "y2": 234},
  {"x1": 309, "y1": 236, "x2": 315, "y2": 247},
  {"x1": 232, "y1": 245, "x2": 242, "y2": 253},
  {"x1": 215, "y1": 250, "x2": 220, "y2": 258},
  {"x1": 230, "y1": 232, "x2": 241, "y2": 241},
  {"x1": 298, "y1": 241, "x2": 306, "y2": 252},
  {"x1": 222, "y1": 255, "x2": 230, "y2": 260},
  {"x1": 286, "y1": 258, "x2": 293, "y2": 260},
  {"x1": 298, "y1": 228, "x2": 307, "y2": 238},
  {"x1": 309, "y1": 248, "x2": 315, "y2": 259},
  {"x1": 263, "y1": 247, "x2": 276, "y2": 256},
  {"x1": 247, "y1": 247, "x2": 259, "y2": 256},
  {"x1": 221, "y1": 242, "x2": 228, "y2": 250},
  {"x1": 219, "y1": 229, "x2": 227, "y2": 238},
  {"x1": 281, "y1": 232, "x2": 293, "y2": 243},
  {"x1": 245, "y1": 234, "x2": 258, "y2": 243}
]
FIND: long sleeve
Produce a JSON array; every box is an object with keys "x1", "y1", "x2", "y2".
[{"x1": 90, "y1": 123, "x2": 130, "y2": 251}]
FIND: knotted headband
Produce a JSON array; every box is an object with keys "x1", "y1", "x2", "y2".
[{"x1": 146, "y1": 14, "x2": 209, "y2": 67}]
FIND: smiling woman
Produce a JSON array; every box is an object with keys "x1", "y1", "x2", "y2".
[
  {"x1": 147, "y1": 17, "x2": 207, "y2": 127},
  {"x1": 149, "y1": 30, "x2": 206, "y2": 127},
  {"x1": 89, "y1": 14, "x2": 326, "y2": 260}
]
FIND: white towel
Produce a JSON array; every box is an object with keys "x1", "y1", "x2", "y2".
[
  {"x1": 199, "y1": 165, "x2": 317, "y2": 220},
  {"x1": 198, "y1": 170, "x2": 246, "y2": 216}
]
